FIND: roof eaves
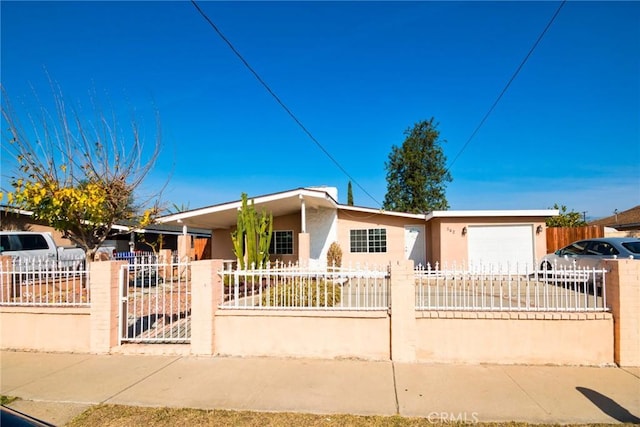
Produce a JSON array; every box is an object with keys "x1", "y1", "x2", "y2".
[
  {"x1": 337, "y1": 204, "x2": 427, "y2": 220},
  {"x1": 425, "y1": 209, "x2": 559, "y2": 220}
]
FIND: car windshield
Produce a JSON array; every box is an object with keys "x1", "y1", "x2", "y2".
[
  {"x1": 560, "y1": 241, "x2": 588, "y2": 255},
  {"x1": 621, "y1": 241, "x2": 640, "y2": 254}
]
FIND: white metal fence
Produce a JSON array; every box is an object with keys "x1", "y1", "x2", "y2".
[
  {"x1": 118, "y1": 254, "x2": 191, "y2": 343},
  {"x1": 114, "y1": 251, "x2": 175, "y2": 265},
  {"x1": 219, "y1": 261, "x2": 390, "y2": 310},
  {"x1": 0, "y1": 257, "x2": 89, "y2": 306},
  {"x1": 415, "y1": 262, "x2": 608, "y2": 312}
]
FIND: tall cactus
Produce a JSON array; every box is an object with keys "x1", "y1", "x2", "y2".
[
  {"x1": 257, "y1": 210, "x2": 273, "y2": 267},
  {"x1": 231, "y1": 202, "x2": 246, "y2": 269},
  {"x1": 231, "y1": 193, "x2": 273, "y2": 269},
  {"x1": 244, "y1": 197, "x2": 257, "y2": 268}
]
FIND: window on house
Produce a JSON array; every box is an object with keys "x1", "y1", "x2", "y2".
[
  {"x1": 269, "y1": 230, "x2": 293, "y2": 255},
  {"x1": 350, "y1": 228, "x2": 387, "y2": 253}
]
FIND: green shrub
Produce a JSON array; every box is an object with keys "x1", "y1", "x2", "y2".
[{"x1": 261, "y1": 279, "x2": 341, "y2": 307}]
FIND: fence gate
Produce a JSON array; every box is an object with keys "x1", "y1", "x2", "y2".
[{"x1": 118, "y1": 254, "x2": 191, "y2": 344}]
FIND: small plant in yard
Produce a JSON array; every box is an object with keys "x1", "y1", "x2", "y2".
[
  {"x1": 261, "y1": 279, "x2": 341, "y2": 308},
  {"x1": 0, "y1": 395, "x2": 18, "y2": 405},
  {"x1": 327, "y1": 242, "x2": 343, "y2": 268}
]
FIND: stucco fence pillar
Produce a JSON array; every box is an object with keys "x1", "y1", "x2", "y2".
[
  {"x1": 190, "y1": 259, "x2": 224, "y2": 355},
  {"x1": 90, "y1": 260, "x2": 126, "y2": 353},
  {"x1": 390, "y1": 259, "x2": 417, "y2": 362},
  {"x1": 605, "y1": 259, "x2": 640, "y2": 367}
]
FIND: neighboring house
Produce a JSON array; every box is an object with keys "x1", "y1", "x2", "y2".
[
  {"x1": 0, "y1": 206, "x2": 74, "y2": 247},
  {"x1": 158, "y1": 187, "x2": 558, "y2": 271},
  {"x1": 589, "y1": 205, "x2": 640, "y2": 238},
  {"x1": 0, "y1": 205, "x2": 210, "y2": 256}
]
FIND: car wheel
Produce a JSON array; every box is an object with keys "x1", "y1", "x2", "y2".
[{"x1": 540, "y1": 261, "x2": 552, "y2": 271}]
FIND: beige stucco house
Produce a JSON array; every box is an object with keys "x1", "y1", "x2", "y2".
[{"x1": 158, "y1": 186, "x2": 558, "y2": 271}]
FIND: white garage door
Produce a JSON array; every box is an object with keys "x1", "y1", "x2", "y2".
[{"x1": 467, "y1": 225, "x2": 534, "y2": 273}]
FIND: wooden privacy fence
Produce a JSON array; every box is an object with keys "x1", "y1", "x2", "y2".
[
  {"x1": 546, "y1": 225, "x2": 604, "y2": 253},
  {"x1": 194, "y1": 237, "x2": 211, "y2": 261}
]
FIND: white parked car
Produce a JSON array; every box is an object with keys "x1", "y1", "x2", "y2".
[
  {"x1": 540, "y1": 237, "x2": 640, "y2": 270},
  {"x1": 0, "y1": 231, "x2": 85, "y2": 269}
]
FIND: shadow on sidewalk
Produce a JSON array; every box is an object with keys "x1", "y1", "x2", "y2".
[{"x1": 576, "y1": 386, "x2": 640, "y2": 423}]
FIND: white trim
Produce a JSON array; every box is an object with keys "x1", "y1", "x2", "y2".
[
  {"x1": 300, "y1": 195, "x2": 306, "y2": 233},
  {"x1": 158, "y1": 188, "x2": 338, "y2": 224},
  {"x1": 338, "y1": 204, "x2": 426, "y2": 220},
  {"x1": 425, "y1": 209, "x2": 558, "y2": 220}
]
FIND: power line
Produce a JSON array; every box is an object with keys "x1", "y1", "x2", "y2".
[
  {"x1": 190, "y1": 0, "x2": 382, "y2": 207},
  {"x1": 446, "y1": 0, "x2": 567, "y2": 172}
]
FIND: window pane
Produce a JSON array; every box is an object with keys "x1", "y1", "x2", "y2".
[
  {"x1": 19, "y1": 234, "x2": 49, "y2": 250},
  {"x1": 270, "y1": 230, "x2": 293, "y2": 255},
  {"x1": 350, "y1": 228, "x2": 386, "y2": 253},
  {"x1": 368, "y1": 228, "x2": 387, "y2": 253},
  {"x1": 564, "y1": 242, "x2": 587, "y2": 255},
  {"x1": 622, "y1": 242, "x2": 640, "y2": 254},
  {"x1": 350, "y1": 229, "x2": 367, "y2": 253}
]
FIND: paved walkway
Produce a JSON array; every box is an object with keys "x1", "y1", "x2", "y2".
[{"x1": 1, "y1": 350, "x2": 639, "y2": 426}]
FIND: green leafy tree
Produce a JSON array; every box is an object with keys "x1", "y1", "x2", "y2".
[
  {"x1": 347, "y1": 181, "x2": 354, "y2": 206},
  {"x1": 1, "y1": 84, "x2": 163, "y2": 262},
  {"x1": 546, "y1": 204, "x2": 588, "y2": 227},
  {"x1": 383, "y1": 118, "x2": 452, "y2": 213}
]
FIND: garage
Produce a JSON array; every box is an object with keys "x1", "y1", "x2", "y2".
[{"x1": 467, "y1": 225, "x2": 535, "y2": 273}]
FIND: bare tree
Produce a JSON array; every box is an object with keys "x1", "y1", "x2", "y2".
[{"x1": 1, "y1": 81, "x2": 164, "y2": 261}]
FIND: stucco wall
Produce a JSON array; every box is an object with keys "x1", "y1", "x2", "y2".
[
  {"x1": 0, "y1": 307, "x2": 91, "y2": 352},
  {"x1": 270, "y1": 213, "x2": 302, "y2": 264},
  {"x1": 306, "y1": 207, "x2": 337, "y2": 268},
  {"x1": 337, "y1": 210, "x2": 423, "y2": 266},
  {"x1": 211, "y1": 212, "x2": 306, "y2": 264},
  {"x1": 214, "y1": 310, "x2": 390, "y2": 360},
  {"x1": 210, "y1": 229, "x2": 236, "y2": 261},
  {"x1": 415, "y1": 312, "x2": 613, "y2": 365}
]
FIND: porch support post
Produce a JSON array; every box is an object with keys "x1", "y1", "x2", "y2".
[
  {"x1": 177, "y1": 234, "x2": 192, "y2": 261},
  {"x1": 300, "y1": 195, "x2": 306, "y2": 233}
]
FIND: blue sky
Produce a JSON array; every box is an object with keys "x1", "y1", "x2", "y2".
[{"x1": 1, "y1": 1, "x2": 638, "y2": 220}]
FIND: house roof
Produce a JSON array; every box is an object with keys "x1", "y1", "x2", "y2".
[
  {"x1": 0, "y1": 205, "x2": 210, "y2": 237},
  {"x1": 157, "y1": 187, "x2": 340, "y2": 230},
  {"x1": 157, "y1": 187, "x2": 559, "y2": 231},
  {"x1": 589, "y1": 205, "x2": 640, "y2": 230}
]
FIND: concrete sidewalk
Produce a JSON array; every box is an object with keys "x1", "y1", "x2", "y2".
[{"x1": 1, "y1": 351, "x2": 639, "y2": 426}]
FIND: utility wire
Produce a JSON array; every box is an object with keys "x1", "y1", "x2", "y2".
[
  {"x1": 190, "y1": 0, "x2": 382, "y2": 207},
  {"x1": 446, "y1": 0, "x2": 567, "y2": 172}
]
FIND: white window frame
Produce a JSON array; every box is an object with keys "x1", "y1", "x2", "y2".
[
  {"x1": 349, "y1": 228, "x2": 387, "y2": 253},
  {"x1": 270, "y1": 230, "x2": 294, "y2": 255}
]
